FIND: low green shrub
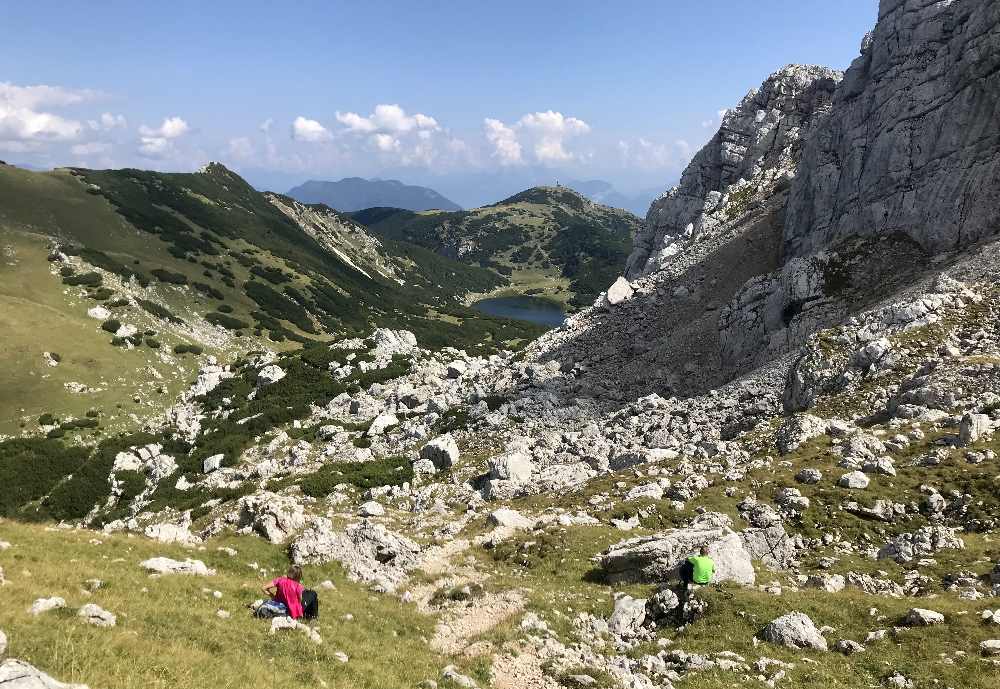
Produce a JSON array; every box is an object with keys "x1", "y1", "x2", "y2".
[
  {"x1": 42, "y1": 432, "x2": 156, "y2": 521},
  {"x1": 151, "y1": 268, "x2": 188, "y2": 285},
  {"x1": 137, "y1": 299, "x2": 184, "y2": 324},
  {"x1": 205, "y1": 312, "x2": 249, "y2": 330},
  {"x1": 299, "y1": 456, "x2": 412, "y2": 497},
  {"x1": 101, "y1": 319, "x2": 122, "y2": 334},
  {"x1": 88, "y1": 287, "x2": 114, "y2": 301},
  {"x1": 0, "y1": 438, "x2": 89, "y2": 517},
  {"x1": 62, "y1": 272, "x2": 102, "y2": 287}
]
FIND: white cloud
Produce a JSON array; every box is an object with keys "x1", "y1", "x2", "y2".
[
  {"x1": 137, "y1": 116, "x2": 190, "y2": 159},
  {"x1": 0, "y1": 82, "x2": 99, "y2": 143},
  {"x1": 139, "y1": 116, "x2": 189, "y2": 139},
  {"x1": 291, "y1": 116, "x2": 332, "y2": 142},
  {"x1": 484, "y1": 118, "x2": 522, "y2": 165},
  {"x1": 0, "y1": 83, "x2": 98, "y2": 110},
  {"x1": 372, "y1": 133, "x2": 400, "y2": 152},
  {"x1": 483, "y1": 110, "x2": 590, "y2": 165},
  {"x1": 226, "y1": 136, "x2": 254, "y2": 160},
  {"x1": 259, "y1": 118, "x2": 274, "y2": 133},
  {"x1": 138, "y1": 137, "x2": 171, "y2": 157},
  {"x1": 71, "y1": 142, "x2": 111, "y2": 156},
  {"x1": 336, "y1": 104, "x2": 439, "y2": 135},
  {"x1": 617, "y1": 137, "x2": 692, "y2": 171},
  {"x1": 102, "y1": 112, "x2": 127, "y2": 128}
]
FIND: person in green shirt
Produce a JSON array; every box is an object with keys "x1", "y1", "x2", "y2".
[{"x1": 680, "y1": 545, "x2": 715, "y2": 587}]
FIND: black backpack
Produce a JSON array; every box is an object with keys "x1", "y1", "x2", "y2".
[{"x1": 301, "y1": 589, "x2": 319, "y2": 620}]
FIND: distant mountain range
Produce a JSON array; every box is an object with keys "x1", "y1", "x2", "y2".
[
  {"x1": 564, "y1": 180, "x2": 661, "y2": 217},
  {"x1": 287, "y1": 177, "x2": 462, "y2": 212}
]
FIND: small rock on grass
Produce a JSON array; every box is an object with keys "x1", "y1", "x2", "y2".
[
  {"x1": 29, "y1": 597, "x2": 66, "y2": 616},
  {"x1": 78, "y1": 604, "x2": 116, "y2": 628},
  {"x1": 903, "y1": 608, "x2": 944, "y2": 626}
]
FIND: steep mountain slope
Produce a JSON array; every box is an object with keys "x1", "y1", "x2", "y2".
[
  {"x1": 353, "y1": 186, "x2": 642, "y2": 309},
  {"x1": 288, "y1": 177, "x2": 462, "y2": 212},
  {"x1": 0, "y1": 162, "x2": 540, "y2": 435}
]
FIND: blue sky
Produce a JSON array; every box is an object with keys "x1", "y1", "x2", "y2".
[{"x1": 1, "y1": 0, "x2": 877, "y2": 203}]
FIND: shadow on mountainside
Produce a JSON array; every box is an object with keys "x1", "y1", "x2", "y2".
[{"x1": 533, "y1": 211, "x2": 937, "y2": 411}]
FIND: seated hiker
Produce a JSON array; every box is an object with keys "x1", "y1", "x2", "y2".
[
  {"x1": 256, "y1": 565, "x2": 305, "y2": 619},
  {"x1": 680, "y1": 545, "x2": 715, "y2": 588}
]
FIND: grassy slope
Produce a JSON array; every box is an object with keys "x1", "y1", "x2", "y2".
[
  {"x1": 352, "y1": 187, "x2": 641, "y2": 310},
  {"x1": 0, "y1": 520, "x2": 482, "y2": 689},
  {"x1": 0, "y1": 163, "x2": 543, "y2": 435},
  {"x1": 0, "y1": 231, "x2": 199, "y2": 435}
]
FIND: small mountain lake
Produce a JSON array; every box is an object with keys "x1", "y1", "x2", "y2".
[{"x1": 472, "y1": 295, "x2": 566, "y2": 327}]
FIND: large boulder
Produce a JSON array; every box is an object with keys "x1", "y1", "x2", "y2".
[
  {"x1": 740, "y1": 524, "x2": 798, "y2": 570},
  {"x1": 609, "y1": 595, "x2": 647, "y2": 637},
  {"x1": 290, "y1": 518, "x2": 421, "y2": 592},
  {"x1": 903, "y1": 608, "x2": 945, "y2": 626},
  {"x1": 0, "y1": 659, "x2": 89, "y2": 688},
  {"x1": 367, "y1": 412, "x2": 400, "y2": 436},
  {"x1": 237, "y1": 492, "x2": 306, "y2": 544},
  {"x1": 257, "y1": 365, "x2": 286, "y2": 387},
  {"x1": 370, "y1": 328, "x2": 417, "y2": 356},
  {"x1": 140, "y1": 557, "x2": 215, "y2": 576},
  {"x1": 600, "y1": 525, "x2": 755, "y2": 585},
  {"x1": 760, "y1": 612, "x2": 828, "y2": 651},
  {"x1": 605, "y1": 277, "x2": 634, "y2": 306},
  {"x1": 776, "y1": 414, "x2": 829, "y2": 454},
  {"x1": 877, "y1": 526, "x2": 964, "y2": 564},
  {"x1": 960, "y1": 413, "x2": 992, "y2": 445},
  {"x1": 488, "y1": 451, "x2": 534, "y2": 482},
  {"x1": 420, "y1": 434, "x2": 459, "y2": 471},
  {"x1": 143, "y1": 518, "x2": 201, "y2": 546}
]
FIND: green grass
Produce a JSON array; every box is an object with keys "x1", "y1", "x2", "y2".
[
  {"x1": 0, "y1": 520, "x2": 486, "y2": 689},
  {"x1": 0, "y1": 231, "x2": 202, "y2": 436}
]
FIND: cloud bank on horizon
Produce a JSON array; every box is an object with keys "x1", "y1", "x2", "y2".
[{"x1": 1, "y1": 80, "x2": 698, "y2": 192}]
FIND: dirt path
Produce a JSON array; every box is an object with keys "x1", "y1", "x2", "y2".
[
  {"x1": 491, "y1": 647, "x2": 563, "y2": 689},
  {"x1": 430, "y1": 589, "x2": 525, "y2": 654}
]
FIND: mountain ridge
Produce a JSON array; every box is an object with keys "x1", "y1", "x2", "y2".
[{"x1": 287, "y1": 177, "x2": 462, "y2": 212}]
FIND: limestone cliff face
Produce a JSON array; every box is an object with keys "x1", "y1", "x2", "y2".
[
  {"x1": 784, "y1": 0, "x2": 1000, "y2": 258},
  {"x1": 626, "y1": 65, "x2": 841, "y2": 279},
  {"x1": 538, "y1": 0, "x2": 1000, "y2": 397}
]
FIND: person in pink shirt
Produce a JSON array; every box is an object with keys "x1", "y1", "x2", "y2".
[{"x1": 258, "y1": 565, "x2": 305, "y2": 619}]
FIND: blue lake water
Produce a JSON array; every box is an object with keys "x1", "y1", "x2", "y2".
[{"x1": 472, "y1": 295, "x2": 566, "y2": 327}]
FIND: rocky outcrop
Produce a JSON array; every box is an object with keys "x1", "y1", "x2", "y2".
[
  {"x1": 599, "y1": 523, "x2": 755, "y2": 585},
  {"x1": 627, "y1": 64, "x2": 842, "y2": 279},
  {"x1": 236, "y1": 492, "x2": 306, "y2": 544},
  {"x1": 289, "y1": 518, "x2": 421, "y2": 592},
  {"x1": 785, "y1": 0, "x2": 1000, "y2": 258}
]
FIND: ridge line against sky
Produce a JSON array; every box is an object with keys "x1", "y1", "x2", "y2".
[{"x1": 1, "y1": 1, "x2": 877, "y2": 204}]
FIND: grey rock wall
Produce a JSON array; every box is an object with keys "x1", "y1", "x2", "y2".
[{"x1": 784, "y1": 0, "x2": 1000, "y2": 257}]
